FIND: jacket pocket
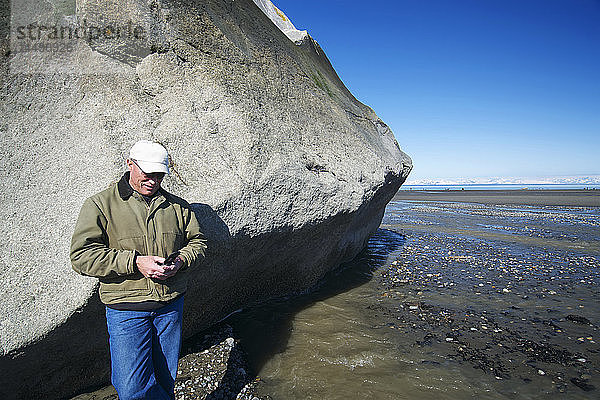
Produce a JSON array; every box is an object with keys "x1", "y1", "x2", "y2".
[
  {"x1": 99, "y1": 275, "x2": 152, "y2": 298},
  {"x1": 116, "y1": 235, "x2": 147, "y2": 255}
]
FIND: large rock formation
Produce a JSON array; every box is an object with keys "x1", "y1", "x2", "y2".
[{"x1": 0, "y1": 0, "x2": 411, "y2": 398}]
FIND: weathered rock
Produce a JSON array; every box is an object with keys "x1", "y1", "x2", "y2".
[{"x1": 0, "y1": 0, "x2": 411, "y2": 398}]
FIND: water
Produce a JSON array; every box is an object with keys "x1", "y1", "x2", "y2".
[
  {"x1": 400, "y1": 184, "x2": 600, "y2": 191},
  {"x1": 226, "y1": 199, "x2": 600, "y2": 399}
]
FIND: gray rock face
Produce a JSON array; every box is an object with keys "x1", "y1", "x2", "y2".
[{"x1": 0, "y1": 0, "x2": 411, "y2": 398}]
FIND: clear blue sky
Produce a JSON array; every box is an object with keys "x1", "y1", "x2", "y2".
[{"x1": 274, "y1": 0, "x2": 600, "y2": 182}]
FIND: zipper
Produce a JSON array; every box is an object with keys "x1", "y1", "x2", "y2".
[
  {"x1": 143, "y1": 198, "x2": 156, "y2": 298},
  {"x1": 138, "y1": 192, "x2": 167, "y2": 299}
]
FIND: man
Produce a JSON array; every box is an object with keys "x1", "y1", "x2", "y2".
[{"x1": 71, "y1": 140, "x2": 207, "y2": 400}]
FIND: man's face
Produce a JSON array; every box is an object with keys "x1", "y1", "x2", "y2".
[{"x1": 127, "y1": 159, "x2": 165, "y2": 196}]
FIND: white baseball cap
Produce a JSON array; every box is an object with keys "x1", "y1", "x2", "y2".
[{"x1": 129, "y1": 140, "x2": 170, "y2": 174}]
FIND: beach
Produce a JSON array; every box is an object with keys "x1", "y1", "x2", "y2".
[
  {"x1": 228, "y1": 189, "x2": 600, "y2": 399},
  {"x1": 372, "y1": 189, "x2": 599, "y2": 398}
]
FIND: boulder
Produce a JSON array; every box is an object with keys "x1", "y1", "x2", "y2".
[{"x1": 0, "y1": 0, "x2": 411, "y2": 398}]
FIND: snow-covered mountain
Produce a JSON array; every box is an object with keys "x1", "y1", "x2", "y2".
[
  {"x1": 405, "y1": 175, "x2": 600, "y2": 185},
  {"x1": 253, "y1": 0, "x2": 308, "y2": 43}
]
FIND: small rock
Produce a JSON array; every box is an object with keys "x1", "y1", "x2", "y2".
[
  {"x1": 566, "y1": 314, "x2": 591, "y2": 325},
  {"x1": 570, "y1": 377, "x2": 595, "y2": 391}
]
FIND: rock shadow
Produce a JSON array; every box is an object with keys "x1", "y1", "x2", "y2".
[
  {"x1": 191, "y1": 203, "x2": 232, "y2": 243},
  {"x1": 0, "y1": 291, "x2": 110, "y2": 400}
]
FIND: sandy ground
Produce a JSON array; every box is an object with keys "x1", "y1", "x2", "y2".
[{"x1": 394, "y1": 189, "x2": 600, "y2": 207}]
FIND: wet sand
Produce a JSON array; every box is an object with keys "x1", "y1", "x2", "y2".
[
  {"x1": 394, "y1": 189, "x2": 600, "y2": 207},
  {"x1": 377, "y1": 194, "x2": 600, "y2": 397}
]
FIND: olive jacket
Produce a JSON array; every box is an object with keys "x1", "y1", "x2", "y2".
[{"x1": 70, "y1": 173, "x2": 207, "y2": 305}]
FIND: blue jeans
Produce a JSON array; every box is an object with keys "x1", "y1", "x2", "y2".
[{"x1": 105, "y1": 296, "x2": 184, "y2": 400}]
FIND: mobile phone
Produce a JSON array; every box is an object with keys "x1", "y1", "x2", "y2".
[{"x1": 163, "y1": 252, "x2": 179, "y2": 266}]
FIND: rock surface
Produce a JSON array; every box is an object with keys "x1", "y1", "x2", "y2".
[{"x1": 0, "y1": 0, "x2": 411, "y2": 398}]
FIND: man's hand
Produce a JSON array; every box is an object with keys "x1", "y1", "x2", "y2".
[
  {"x1": 136, "y1": 255, "x2": 184, "y2": 280},
  {"x1": 162, "y1": 256, "x2": 184, "y2": 279},
  {"x1": 136, "y1": 255, "x2": 168, "y2": 280}
]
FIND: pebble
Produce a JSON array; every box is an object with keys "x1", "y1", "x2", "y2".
[
  {"x1": 566, "y1": 314, "x2": 592, "y2": 325},
  {"x1": 571, "y1": 377, "x2": 596, "y2": 392}
]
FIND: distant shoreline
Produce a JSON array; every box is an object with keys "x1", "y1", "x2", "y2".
[
  {"x1": 401, "y1": 184, "x2": 600, "y2": 190},
  {"x1": 393, "y1": 189, "x2": 600, "y2": 207}
]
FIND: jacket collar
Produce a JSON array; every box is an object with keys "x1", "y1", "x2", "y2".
[
  {"x1": 117, "y1": 172, "x2": 167, "y2": 201},
  {"x1": 118, "y1": 172, "x2": 134, "y2": 200}
]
